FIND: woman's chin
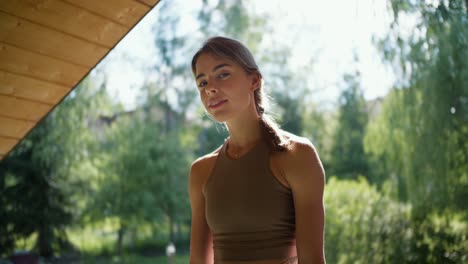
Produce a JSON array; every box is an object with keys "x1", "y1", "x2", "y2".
[{"x1": 208, "y1": 110, "x2": 231, "y2": 123}]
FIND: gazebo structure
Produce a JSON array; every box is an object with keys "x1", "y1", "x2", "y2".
[{"x1": 0, "y1": 0, "x2": 161, "y2": 160}]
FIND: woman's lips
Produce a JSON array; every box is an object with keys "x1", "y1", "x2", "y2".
[{"x1": 208, "y1": 99, "x2": 227, "y2": 109}]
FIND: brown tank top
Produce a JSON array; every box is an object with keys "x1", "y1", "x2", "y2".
[{"x1": 202, "y1": 138, "x2": 296, "y2": 262}]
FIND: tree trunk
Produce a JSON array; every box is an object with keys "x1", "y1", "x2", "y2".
[
  {"x1": 116, "y1": 223, "x2": 126, "y2": 256},
  {"x1": 169, "y1": 215, "x2": 174, "y2": 242},
  {"x1": 176, "y1": 221, "x2": 182, "y2": 242},
  {"x1": 37, "y1": 226, "x2": 54, "y2": 257}
]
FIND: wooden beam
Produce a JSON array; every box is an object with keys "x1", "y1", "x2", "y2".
[
  {"x1": 0, "y1": 0, "x2": 127, "y2": 47},
  {"x1": 0, "y1": 42, "x2": 88, "y2": 87},
  {"x1": 0, "y1": 70, "x2": 69, "y2": 105},
  {"x1": 0, "y1": 116, "x2": 35, "y2": 139},
  {"x1": 0, "y1": 137, "x2": 17, "y2": 156},
  {"x1": 0, "y1": 12, "x2": 108, "y2": 68},
  {"x1": 63, "y1": 0, "x2": 150, "y2": 27},
  {"x1": 136, "y1": 0, "x2": 161, "y2": 7},
  {"x1": 0, "y1": 95, "x2": 51, "y2": 122}
]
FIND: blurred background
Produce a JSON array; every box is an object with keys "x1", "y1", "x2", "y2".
[{"x1": 0, "y1": 0, "x2": 466, "y2": 263}]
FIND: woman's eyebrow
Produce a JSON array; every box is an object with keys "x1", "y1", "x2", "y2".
[{"x1": 196, "y1": 63, "x2": 232, "y2": 80}]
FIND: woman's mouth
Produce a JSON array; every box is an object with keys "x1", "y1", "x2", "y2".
[{"x1": 208, "y1": 99, "x2": 227, "y2": 109}]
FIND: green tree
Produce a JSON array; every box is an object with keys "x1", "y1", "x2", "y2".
[
  {"x1": 196, "y1": 0, "x2": 266, "y2": 47},
  {"x1": 330, "y1": 72, "x2": 369, "y2": 180},
  {"x1": 86, "y1": 110, "x2": 191, "y2": 253},
  {"x1": 0, "y1": 136, "x2": 72, "y2": 258},
  {"x1": 363, "y1": 2, "x2": 468, "y2": 261},
  {"x1": 368, "y1": 0, "x2": 468, "y2": 215},
  {"x1": 267, "y1": 49, "x2": 307, "y2": 136},
  {"x1": 302, "y1": 103, "x2": 335, "y2": 176},
  {"x1": 0, "y1": 76, "x2": 107, "y2": 257},
  {"x1": 144, "y1": 0, "x2": 196, "y2": 243}
]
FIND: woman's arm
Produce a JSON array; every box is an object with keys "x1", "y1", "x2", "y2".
[
  {"x1": 285, "y1": 139, "x2": 326, "y2": 264},
  {"x1": 189, "y1": 159, "x2": 214, "y2": 264}
]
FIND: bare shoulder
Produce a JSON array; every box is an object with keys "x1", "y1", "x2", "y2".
[
  {"x1": 190, "y1": 144, "x2": 224, "y2": 185},
  {"x1": 281, "y1": 130, "x2": 318, "y2": 159},
  {"x1": 277, "y1": 130, "x2": 325, "y2": 184}
]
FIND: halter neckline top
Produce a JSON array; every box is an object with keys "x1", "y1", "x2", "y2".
[{"x1": 203, "y1": 138, "x2": 296, "y2": 262}]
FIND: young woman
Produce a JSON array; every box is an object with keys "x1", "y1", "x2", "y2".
[{"x1": 188, "y1": 36, "x2": 326, "y2": 264}]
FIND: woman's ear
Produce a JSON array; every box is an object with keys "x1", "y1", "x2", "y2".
[{"x1": 251, "y1": 73, "x2": 262, "y2": 91}]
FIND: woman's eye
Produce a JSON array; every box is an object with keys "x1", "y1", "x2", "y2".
[
  {"x1": 198, "y1": 81, "x2": 207, "y2": 88},
  {"x1": 218, "y1": 72, "x2": 230, "y2": 79}
]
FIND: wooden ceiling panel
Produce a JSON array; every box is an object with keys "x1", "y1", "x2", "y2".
[
  {"x1": 0, "y1": 43, "x2": 88, "y2": 87},
  {"x1": 0, "y1": 0, "x2": 127, "y2": 47},
  {"x1": 0, "y1": 95, "x2": 51, "y2": 122},
  {"x1": 0, "y1": 0, "x2": 161, "y2": 160},
  {"x1": 63, "y1": 0, "x2": 150, "y2": 27},
  {"x1": 0, "y1": 12, "x2": 108, "y2": 67},
  {"x1": 137, "y1": 0, "x2": 161, "y2": 7},
  {"x1": 0, "y1": 137, "x2": 18, "y2": 156},
  {"x1": 0, "y1": 116, "x2": 35, "y2": 139},
  {"x1": 0, "y1": 71, "x2": 69, "y2": 104}
]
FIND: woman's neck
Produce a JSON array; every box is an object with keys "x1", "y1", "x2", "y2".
[{"x1": 225, "y1": 115, "x2": 263, "y2": 149}]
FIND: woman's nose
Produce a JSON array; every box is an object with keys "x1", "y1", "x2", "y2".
[{"x1": 205, "y1": 83, "x2": 218, "y2": 95}]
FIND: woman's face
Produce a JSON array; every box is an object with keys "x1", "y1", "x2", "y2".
[{"x1": 194, "y1": 53, "x2": 259, "y2": 122}]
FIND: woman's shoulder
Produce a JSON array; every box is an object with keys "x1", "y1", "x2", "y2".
[
  {"x1": 276, "y1": 130, "x2": 325, "y2": 186},
  {"x1": 280, "y1": 130, "x2": 317, "y2": 156},
  {"x1": 273, "y1": 130, "x2": 322, "y2": 171},
  {"x1": 190, "y1": 143, "x2": 224, "y2": 176}
]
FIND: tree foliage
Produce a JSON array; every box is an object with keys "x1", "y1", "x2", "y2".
[
  {"x1": 330, "y1": 72, "x2": 369, "y2": 180},
  {"x1": 325, "y1": 176, "x2": 467, "y2": 264},
  {"x1": 367, "y1": 0, "x2": 468, "y2": 215},
  {"x1": 0, "y1": 77, "x2": 108, "y2": 257}
]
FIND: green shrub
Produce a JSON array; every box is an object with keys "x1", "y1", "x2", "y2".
[
  {"x1": 325, "y1": 176, "x2": 412, "y2": 264},
  {"x1": 409, "y1": 211, "x2": 467, "y2": 263},
  {"x1": 324, "y1": 176, "x2": 467, "y2": 263}
]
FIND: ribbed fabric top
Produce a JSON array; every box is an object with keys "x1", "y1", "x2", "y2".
[{"x1": 202, "y1": 138, "x2": 296, "y2": 262}]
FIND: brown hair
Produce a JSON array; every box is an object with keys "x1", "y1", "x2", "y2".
[{"x1": 191, "y1": 36, "x2": 289, "y2": 152}]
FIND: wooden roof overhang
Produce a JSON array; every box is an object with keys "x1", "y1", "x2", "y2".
[{"x1": 0, "y1": 0, "x2": 161, "y2": 160}]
